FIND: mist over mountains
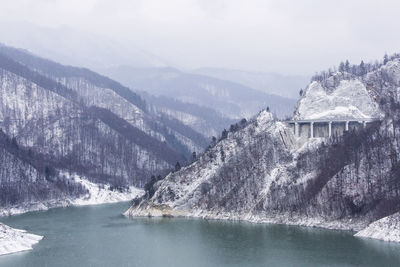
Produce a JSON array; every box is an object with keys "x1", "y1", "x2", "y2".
[
  {"x1": 0, "y1": 21, "x2": 170, "y2": 70},
  {"x1": 102, "y1": 66, "x2": 297, "y2": 119},
  {"x1": 0, "y1": 21, "x2": 305, "y2": 120},
  {"x1": 193, "y1": 68, "x2": 309, "y2": 99},
  {"x1": 0, "y1": 19, "x2": 321, "y2": 224}
]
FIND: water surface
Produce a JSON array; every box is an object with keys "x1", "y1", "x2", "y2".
[{"x1": 1, "y1": 202, "x2": 399, "y2": 266}]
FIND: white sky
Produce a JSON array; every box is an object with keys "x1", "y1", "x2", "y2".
[{"x1": 1, "y1": 0, "x2": 399, "y2": 75}]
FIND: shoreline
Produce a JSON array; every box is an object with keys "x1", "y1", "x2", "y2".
[
  {"x1": 0, "y1": 223, "x2": 43, "y2": 256},
  {"x1": 0, "y1": 181, "x2": 144, "y2": 256},
  {"x1": 125, "y1": 204, "x2": 400, "y2": 243},
  {"x1": 0, "y1": 176, "x2": 144, "y2": 217}
]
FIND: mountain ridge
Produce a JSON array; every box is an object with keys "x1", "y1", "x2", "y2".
[{"x1": 126, "y1": 53, "x2": 400, "y2": 243}]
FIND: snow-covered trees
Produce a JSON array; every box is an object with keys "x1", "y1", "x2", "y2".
[{"x1": 311, "y1": 53, "x2": 400, "y2": 83}]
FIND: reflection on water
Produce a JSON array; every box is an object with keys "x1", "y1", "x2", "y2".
[{"x1": 0, "y1": 202, "x2": 399, "y2": 267}]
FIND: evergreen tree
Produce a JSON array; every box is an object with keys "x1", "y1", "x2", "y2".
[
  {"x1": 338, "y1": 61, "x2": 345, "y2": 72},
  {"x1": 221, "y1": 129, "x2": 228, "y2": 140},
  {"x1": 175, "y1": 162, "x2": 181, "y2": 172},
  {"x1": 211, "y1": 136, "x2": 217, "y2": 147},
  {"x1": 345, "y1": 60, "x2": 350, "y2": 72},
  {"x1": 220, "y1": 147, "x2": 226, "y2": 162},
  {"x1": 11, "y1": 137, "x2": 18, "y2": 150},
  {"x1": 144, "y1": 175, "x2": 157, "y2": 198},
  {"x1": 384, "y1": 53, "x2": 389, "y2": 65},
  {"x1": 359, "y1": 60, "x2": 366, "y2": 75}
]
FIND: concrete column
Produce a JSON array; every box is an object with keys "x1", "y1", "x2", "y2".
[
  {"x1": 345, "y1": 121, "x2": 349, "y2": 131},
  {"x1": 294, "y1": 122, "x2": 299, "y2": 137},
  {"x1": 310, "y1": 122, "x2": 314, "y2": 138},
  {"x1": 328, "y1": 121, "x2": 332, "y2": 137},
  {"x1": 363, "y1": 121, "x2": 367, "y2": 128}
]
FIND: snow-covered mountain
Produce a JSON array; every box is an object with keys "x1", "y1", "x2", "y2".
[
  {"x1": 0, "y1": 22, "x2": 298, "y2": 136},
  {"x1": 0, "y1": 43, "x2": 211, "y2": 215},
  {"x1": 126, "y1": 53, "x2": 400, "y2": 242}
]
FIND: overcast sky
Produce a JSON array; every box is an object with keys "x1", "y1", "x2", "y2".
[{"x1": 1, "y1": 0, "x2": 399, "y2": 75}]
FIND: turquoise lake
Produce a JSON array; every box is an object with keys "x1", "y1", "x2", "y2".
[{"x1": 1, "y1": 202, "x2": 400, "y2": 266}]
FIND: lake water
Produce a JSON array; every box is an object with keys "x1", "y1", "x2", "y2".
[{"x1": 1, "y1": 202, "x2": 400, "y2": 267}]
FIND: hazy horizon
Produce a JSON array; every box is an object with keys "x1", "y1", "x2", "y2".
[{"x1": 1, "y1": 0, "x2": 399, "y2": 76}]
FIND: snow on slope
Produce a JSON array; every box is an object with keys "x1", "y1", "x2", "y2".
[
  {"x1": 70, "y1": 174, "x2": 144, "y2": 206},
  {"x1": 126, "y1": 75, "x2": 400, "y2": 241},
  {"x1": 0, "y1": 173, "x2": 144, "y2": 217},
  {"x1": 0, "y1": 174, "x2": 144, "y2": 256},
  {"x1": 295, "y1": 79, "x2": 382, "y2": 120},
  {"x1": 0, "y1": 223, "x2": 42, "y2": 256},
  {"x1": 355, "y1": 212, "x2": 400, "y2": 242}
]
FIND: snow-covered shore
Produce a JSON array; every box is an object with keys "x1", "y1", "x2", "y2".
[
  {"x1": 0, "y1": 174, "x2": 144, "y2": 256},
  {"x1": 126, "y1": 204, "x2": 400, "y2": 243},
  {"x1": 69, "y1": 175, "x2": 144, "y2": 207},
  {"x1": 0, "y1": 223, "x2": 43, "y2": 256},
  {"x1": 0, "y1": 174, "x2": 144, "y2": 217},
  {"x1": 126, "y1": 204, "x2": 365, "y2": 230}
]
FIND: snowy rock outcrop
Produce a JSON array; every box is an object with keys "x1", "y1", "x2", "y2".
[
  {"x1": 295, "y1": 79, "x2": 382, "y2": 120},
  {"x1": 355, "y1": 212, "x2": 400, "y2": 242},
  {"x1": 126, "y1": 55, "x2": 400, "y2": 243},
  {"x1": 0, "y1": 223, "x2": 42, "y2": 256}
]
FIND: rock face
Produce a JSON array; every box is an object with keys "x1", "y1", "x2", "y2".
[
  {"x1": 126, "y1": 55, "x2": 400, "y2": 241},
  {"x1": 295, "y1": 79, "x2": 381, "y2": 120}
]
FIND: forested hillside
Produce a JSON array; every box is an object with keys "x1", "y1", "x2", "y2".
[
  {"x1": 126, "y1": 53, "x2": 400, "y2": 242},
  {"x1": 0, "y1": 43, "x2": 211, "y2": 210}
]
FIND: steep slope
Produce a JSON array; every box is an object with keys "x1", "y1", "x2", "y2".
[
  {"x1": 102, "y1": 66, "x2": 296, "y2": 119},
  {"x1": 0, "y1": 59, "x2": 182, "y2": 187},
  {"x1": 126, "y1": 54, "x2": 400, "y2": 242},
  {"x1": 0, "y1": 42, "x2": 223, "y2": 214},
  {"x1": 0, "y1": 130, "x2": 87, "y2": 211},
  {"x1": 0, "y1": 43, "x2": 208, "y2": 155}
]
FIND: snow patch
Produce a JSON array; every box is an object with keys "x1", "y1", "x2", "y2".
[
  {"x1": 0, "y1": 223, "x2": 42, "y2": 256},
  {"x1": 355, "y1": 212, "x2": 400, "y2": 242},
  {"x1": 70, "y1": 174, "x2": 144, "y2": 206},
  {"x1": 0, "y1": 173, "x2": 145, "y2": 217},
  {"x1": 296, "y1": 80, "x2": 382, "y2": 120}
]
